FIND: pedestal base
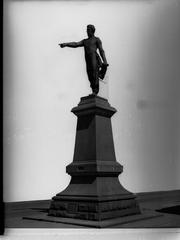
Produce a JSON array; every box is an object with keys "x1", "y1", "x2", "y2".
[{"x1": 49, "y1": 176, "x2": 140, "y2": 221}]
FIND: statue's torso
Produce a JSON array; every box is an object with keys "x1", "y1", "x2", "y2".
[
  {"x1": 83, "y1": 37, "x2": 98, "y2": 56},
  {"x1": 83, "y1": 37, "x2": 101, "y2": 70}
]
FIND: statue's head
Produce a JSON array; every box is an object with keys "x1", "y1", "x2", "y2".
[{"x1": 87, "y1": 24, "x2": 95, "y2": 37}]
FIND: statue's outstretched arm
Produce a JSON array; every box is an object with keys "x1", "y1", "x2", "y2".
[
  {"x1": 59, "y1": 40, "x2": 84, "y2": 48},
  {"x1": 97, "y1": 38, "x2": 108, "y2": 65}
]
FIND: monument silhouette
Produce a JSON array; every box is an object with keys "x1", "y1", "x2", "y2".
[{"x1": 48, "y1": 25, "x2": 141, "y2": 227}]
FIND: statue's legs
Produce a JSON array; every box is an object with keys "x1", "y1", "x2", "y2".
[
  {"x1": 87, "y1": 67, "x2": 99, "y2": 94},
  {"x1": 86, "y1": 55, "x2": 99, "y2": 94}
]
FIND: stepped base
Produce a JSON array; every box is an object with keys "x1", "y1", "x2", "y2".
[
  {"x1": 24, "y1": 210, "x2": 162, "y2": 228},
  {"x1": 49, "y1": 198, "x2": 140, "y2": 221}
]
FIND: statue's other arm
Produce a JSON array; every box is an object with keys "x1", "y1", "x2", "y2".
[
  {"x1": 97, "y1": 38, "x2": 108, "y2": 66},
  {"x1": 59, "y1": 40, "x2": 84, "y2": 48}
]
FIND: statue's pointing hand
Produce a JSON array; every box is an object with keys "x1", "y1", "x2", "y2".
[{"x1": 59, "y1": 43, "x2": 66, "y2": 48}]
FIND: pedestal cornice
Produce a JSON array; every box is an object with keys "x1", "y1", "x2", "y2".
[{"x1": 71, "y1": 95, "x2": 117, "y2": 117}]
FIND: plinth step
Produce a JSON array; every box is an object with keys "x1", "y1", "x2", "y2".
[{"x1": 23, "y1": 210, "x2": 163, "y2": 228}]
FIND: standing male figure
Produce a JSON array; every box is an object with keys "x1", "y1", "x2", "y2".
[{"x1": 59, "y1": 25, "x2": 109, "y2": 95}]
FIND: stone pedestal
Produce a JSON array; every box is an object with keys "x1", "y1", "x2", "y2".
[{"x1": 49, "y1": 95, "x2": 140, "y2": 225}]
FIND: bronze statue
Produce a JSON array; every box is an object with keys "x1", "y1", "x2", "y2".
[{"x1": 59, "y1": 25, "x2": 109, "y2": 95}]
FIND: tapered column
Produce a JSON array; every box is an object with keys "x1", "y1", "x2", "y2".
[{"x1": 49, "y1": 94, "x2": 140, "y2": 224}]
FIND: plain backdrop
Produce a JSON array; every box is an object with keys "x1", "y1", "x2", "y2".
[{"x1": 3, "y1": 0, "x2": 180, "y2": 202}]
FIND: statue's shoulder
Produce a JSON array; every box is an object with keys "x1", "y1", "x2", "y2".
[
  {"x1": 82, "y1": 38, "x2": 88, "y2": 44},
  {"x1": 95, "y1": 37, "x2": 102, "y2": 44},
  {"x1": 95, "y1": 36, "x2": 101, "y2": 41}
]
